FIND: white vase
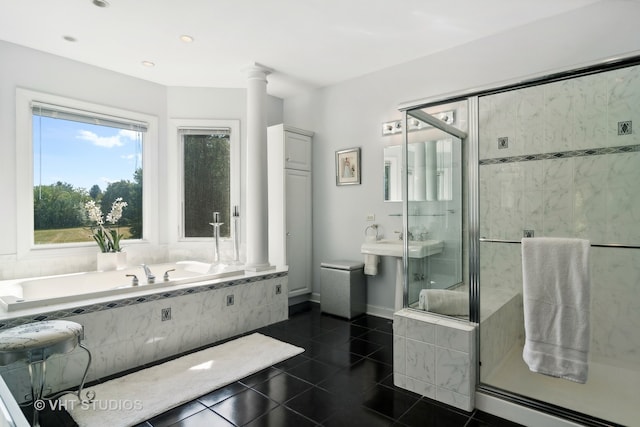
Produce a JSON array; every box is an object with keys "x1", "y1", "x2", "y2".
[{"x1": 97, "y1": 252, "x2": 127, "y2": 271}]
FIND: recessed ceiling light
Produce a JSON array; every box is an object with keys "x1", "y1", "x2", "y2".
[
  {"x1": 141, "y1": 61, "x2": 155, "y2": 68},
  {"x1": 63, "y1": 35, "x2": 77, "y2": 42},
  {"x1": 179, "y1": 35, "x2": 194, "y2": 43},
  {"x1": 92, "y1": 0, "x2": 109, "y2": 7}
]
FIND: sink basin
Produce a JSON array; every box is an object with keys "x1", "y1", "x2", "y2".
[{"x1": 361, "y1": 239, "x2": 443, "y2": 258}]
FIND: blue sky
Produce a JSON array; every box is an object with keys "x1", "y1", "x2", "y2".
[{"x1": 33, "y1": 116, "x2": 142, "y2": 192}]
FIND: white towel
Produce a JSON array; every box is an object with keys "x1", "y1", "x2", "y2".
[
  {"x1": 364, "y1": 254, "x2": 379, "y2": 276},
  {"x1": 418, "y1": 289, "x2": 468, "y2": 316},
  {"x1": 521, "y1": 237, "x2": 591, "y2": 383}
]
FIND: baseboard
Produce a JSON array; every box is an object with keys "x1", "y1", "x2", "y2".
[
  {"x1": 288, "y1": 294, "x2": 312, "y2": 306},
  {"x1": 365, "y1": 304, "x2": 394, "y2": 319},
  {"x1": 310, "y1": 292, "x2": 321, "y2": 304},
  {"x1": 310, "y1": 292, "x2": 394, "y2": 320}
]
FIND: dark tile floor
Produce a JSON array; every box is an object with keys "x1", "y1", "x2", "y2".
[{"x1": 29, "y1": 302, "x2": 523, "y2": 426}]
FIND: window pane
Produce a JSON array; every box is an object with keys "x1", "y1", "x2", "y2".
[
  {"x1": 183, "y1": 133, "x2": 231, "y2": 238},
  {"x1": 33, "y1": 114, "x2": 143, "y2": 245}
]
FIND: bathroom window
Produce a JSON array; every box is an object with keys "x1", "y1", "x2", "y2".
[
  {"x1": 176, "y1": 120, "x2": 240, "y2": 240},
  {"x1": 16, "y1": 88, "x2": 158, "y2": 256},
  {"x1": 32, "y1": 104, "x2": 145, "y2": 245}
]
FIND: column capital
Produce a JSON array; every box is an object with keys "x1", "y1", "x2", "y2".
[{"x1": 243, "y1": 62, "x2": 274, "y2": 80}]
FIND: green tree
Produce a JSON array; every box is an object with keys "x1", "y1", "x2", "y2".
[
  {"x1": 128, "y1": 168, "x2": 143, "y2": 238},
  {"x1": 89, "y1": 184, "x2": 102, "y2": 200},
  {"x1": 34, "y1": 182, "x2": 87, "y2": 229},
  {"x1": 183, "y1": 134, "x2": 230, "y2": 237}
]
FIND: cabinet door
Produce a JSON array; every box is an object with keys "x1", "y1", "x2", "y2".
[
  {"x1": 284, "y1": 131, "x2": 311, "y2": 171},
  {"x1": 285, "y1": 169, "x2": 312, "y2": 296}
]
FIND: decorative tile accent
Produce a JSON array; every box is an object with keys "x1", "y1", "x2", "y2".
[
  {"x1": 479, "y1": 144, "x2": 640, "y2": 165},
  {"x1": 618, "y1": 121, "x2": 632, "y2": 136},
  {"x1": 0, "y1": 272, "x2": 288, "y2": 330}
]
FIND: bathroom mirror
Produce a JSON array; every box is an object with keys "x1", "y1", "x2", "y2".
[{"x1": 384, "y1": 139, "x2": 453, "y2": 202}]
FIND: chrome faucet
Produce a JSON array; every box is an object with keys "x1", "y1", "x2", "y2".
[
  {"x1": 141, "y1": 264, "x2": 156, "y2": 284},
  {"x1": 395, "y1": 230, "x2": 414, "y2": 241}
]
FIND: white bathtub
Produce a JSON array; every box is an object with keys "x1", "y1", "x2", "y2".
[{"x1": 0, "y1": 261, "x2": 243, "y2": 312}]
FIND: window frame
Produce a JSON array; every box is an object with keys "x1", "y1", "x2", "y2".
[
  {"x1": 16, "y1": 88, "x2": 159, "y2": 258},
  {"x1": 169, "y1": 119, "x2": 240, "y2": 242}
]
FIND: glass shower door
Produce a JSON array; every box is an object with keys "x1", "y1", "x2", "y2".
[{"x1": 402, "y1": 100, "x2": 468, "y2": 318}]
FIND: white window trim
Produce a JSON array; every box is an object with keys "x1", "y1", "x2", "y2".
[
  {"x1": 16, "y1": 88, "x2": 159, "y2": 258},
  {"x1": 168, "y1": 118, "x2": 240, "y2": 243}
]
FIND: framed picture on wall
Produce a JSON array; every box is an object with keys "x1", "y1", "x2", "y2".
[{"x1": 336, "y1": 147, "x2": 361, "y2": 186}]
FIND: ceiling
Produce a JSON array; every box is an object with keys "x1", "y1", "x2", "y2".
[{"x1": 0, "y1": 0, "x2": 602, "y2": 98}]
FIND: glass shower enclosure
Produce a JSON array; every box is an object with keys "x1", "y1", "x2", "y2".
[
  {"x1": 477, "y1": 61, "x2": 640, "y2": 427},
  {"x1": 398, "y1": 57, "x2": 640, "y2": 426}
]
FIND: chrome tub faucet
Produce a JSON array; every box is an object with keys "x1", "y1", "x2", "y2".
[{"x1": 141, "y1": 264, "x2": 156, "y2": 284}]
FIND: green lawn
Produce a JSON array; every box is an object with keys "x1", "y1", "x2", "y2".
[{"x1": 34, "y1": 226, "x2": 132, "y2": 244}]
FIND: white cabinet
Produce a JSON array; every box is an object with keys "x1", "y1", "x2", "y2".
[
  {"x1": 283, "y1": 131, "x2": 311, "y2": 171},
  {"x1": 268, "y1": 125, "x2": 313, "y2": 297}
]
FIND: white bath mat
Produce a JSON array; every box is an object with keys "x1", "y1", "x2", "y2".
[{"x1": 60, "y1": 333, "x2": 304, "y2": 427}]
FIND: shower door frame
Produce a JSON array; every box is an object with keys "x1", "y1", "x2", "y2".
[{"x1": 400, "y1": 107, "x2": 467, "y2": 309}]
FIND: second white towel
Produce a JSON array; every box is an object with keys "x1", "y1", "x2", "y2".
[
  {"x1": 364, "y1": 254, "x2": 379, "y2": 276},
  {"x1": 418, "y1": 289, "x2": 468, "y2": 316}
]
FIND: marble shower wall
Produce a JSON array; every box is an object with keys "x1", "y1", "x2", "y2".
[
  {"x1": 0, "y1": 274, "x2": 288, "y2": 403},
  {"x1": 479, "y1": 64, "x2": 640, "y2": 368}
]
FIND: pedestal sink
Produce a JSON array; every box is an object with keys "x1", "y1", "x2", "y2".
[
  {"x1": 361, "y1": 239, "x2": 444, "y2": 311},
  {"x1": 361, "y1": 239, "x2": 443, "y2": 259}
]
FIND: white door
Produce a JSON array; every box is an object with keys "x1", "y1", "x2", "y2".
[{"x1": 285, "y1": 169, "x2": 312, "y2": 296}]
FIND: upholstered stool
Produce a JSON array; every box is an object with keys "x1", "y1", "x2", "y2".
[{"x1": 0, "y1": 320, "x2": 92, "y2": 427}]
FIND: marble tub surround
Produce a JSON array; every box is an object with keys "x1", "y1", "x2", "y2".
[
  {"x1": 0, "y1": 270, "x2": 288, "y2": 403},
  {"x1": 393, "y1": 309, "x2": 477, "y2": 412}
]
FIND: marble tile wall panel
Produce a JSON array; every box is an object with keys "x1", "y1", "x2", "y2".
[
  {"x1": 478, "y1": 64, "x2": 640, "y2": 372},
  {"x1": 0, "y1": 275, "x2": 287, "y2": 403},
  {"x1": 393, "y1": 309, "x2": 476, "y2": 412},
  {"x1": 481, "y1": 242, "x2": 640, "y2": 368},
  {"x1": 588, "y1": 248, "x2": 640, "y2": 368},
  {"x1": 479, "y1": 64, "x2": 640, "y2": 161}
]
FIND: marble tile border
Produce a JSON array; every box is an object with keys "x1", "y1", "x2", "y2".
[
  {"x1": 0, "y1": 272, "x2": 287, "y2": 331},
  {"x1": 479, "y1": 144, "x2": 640, "y2": 165}
]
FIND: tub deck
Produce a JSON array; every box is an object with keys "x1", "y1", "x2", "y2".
[{"x1": 0, "y1": 261, "x2": 247, "y2": 314}]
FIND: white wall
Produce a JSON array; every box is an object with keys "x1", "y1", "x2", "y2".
[
  {"x1": 0, "y1": 41, "x2": 282, "y2": 279},
  {"x1": 282, "y1": 0, "x2": 640, "y2": 315}
]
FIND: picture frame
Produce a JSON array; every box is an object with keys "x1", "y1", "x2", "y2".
[{"x1": 336, "y1": 147, "x2": 361, "y2": 186}]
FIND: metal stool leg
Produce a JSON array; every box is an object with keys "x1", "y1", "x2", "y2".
[
  {"x1": 76, "y1": 343, "x2": 95, "y2": 402},
  {"x1": 27, "y1": 359, "x2": 46, "y2": 427}
]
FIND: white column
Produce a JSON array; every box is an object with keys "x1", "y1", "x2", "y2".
[
  {"x1": 425, "y1": 140, "x2": 438, "y2": 201},
  {"x1": 413, "y1": 142, "x2": 426, "y2": 201},
  {"x1": 244, "y1": 63, "x2": 274, "y2": 271}
]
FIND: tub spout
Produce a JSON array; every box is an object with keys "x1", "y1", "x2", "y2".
[{"x1": 141, "y1": 264, "x2": 156, "y2": 284}]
